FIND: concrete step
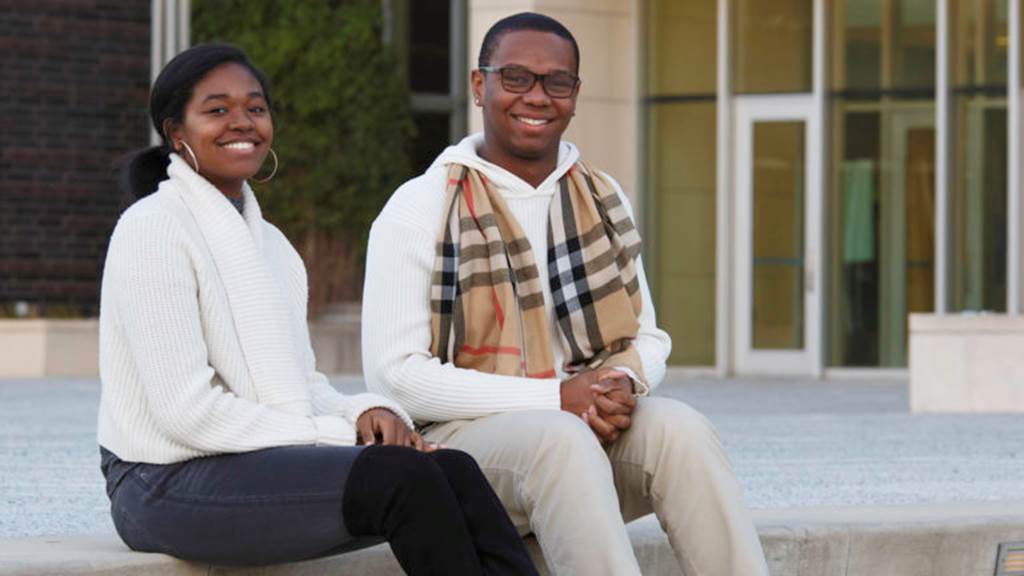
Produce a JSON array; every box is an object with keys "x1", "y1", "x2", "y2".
[{"x1": 2, "y1": 502, "x2": 1022, "y2": 575}]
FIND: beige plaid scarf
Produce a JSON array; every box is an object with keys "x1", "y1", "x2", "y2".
[{"x1": 430, "y1": 161, "x2": 646, "y2": 384}]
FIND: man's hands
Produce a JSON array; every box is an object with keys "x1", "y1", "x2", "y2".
[
  {"x1": 560, "y1": 368, "x2": 637, "y2": 444},
  {"x1": 356, "y1": 408, "x2": 437, "y2": 452},
  {"x1": 584, "y1": 378, "x2": 636, "y2": 443}
]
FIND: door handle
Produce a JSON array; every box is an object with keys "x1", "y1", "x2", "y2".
[{"x1": 805, "y1": 252, "x2": 815, "y2": 293}]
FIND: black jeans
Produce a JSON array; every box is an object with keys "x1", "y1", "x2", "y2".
[{"x1": 101, "y1": 444, "x2": 538, "y2": 575}]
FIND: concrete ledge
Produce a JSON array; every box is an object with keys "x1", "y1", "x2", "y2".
[
  {"x1": 2, "y1": 502, "x2": 1023, "y2": 576},
  {"x1": 308, "y1": 319, "x2": 361, "y2": 376},
  {"x1": 0, "y1": 320, "x2": 99, "y2": 378},
  {"x1": 909, "y1": 313, "x2": 1024, "y2": 412},
  {"x1": 755, "y1": 501, "x2": 1024, "y2": 576},
  {"x1": 0, "y1": 315, "x2": 362, "y2": 378}
]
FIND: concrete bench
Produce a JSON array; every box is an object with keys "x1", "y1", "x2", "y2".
[{"x1": 2, "y1": 502, "x2": 1023, "y2": 575}]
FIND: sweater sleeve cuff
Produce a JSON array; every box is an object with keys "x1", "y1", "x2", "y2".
[
  {"x1": 537, "y1": 378, "x2": 563, "y2": 410},
  {"x1": 611, "y1": 366, "x2": 650, "y2": 397},
  {"x1": 343, "y1": 393, "x2": 416, "y2": 431},
  {"x1": 312, "y1": 415, "x2": 357, "y2": 446}
]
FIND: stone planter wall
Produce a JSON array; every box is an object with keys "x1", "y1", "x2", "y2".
[
  {"x1": 0, "y1": 320, "x2": 100, "y2": 378},
  {"x1": 909, "y1": 313, "x2": 1024, "y2": 412},
  {"x1": 0, "y1": 312, "x2": 362, "y2": 379}
]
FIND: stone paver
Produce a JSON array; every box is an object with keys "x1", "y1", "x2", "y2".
[{"x1": 2, "y1": 373, "x2": 1023, "y2": 538}]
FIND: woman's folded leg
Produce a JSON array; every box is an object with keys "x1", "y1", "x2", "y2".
[
  {"x1": 341, "y1": 445, "x2": 485, "y2": 575},
  {"x1": 428, "y1": 449, "x2": 539, "y2": 576}
]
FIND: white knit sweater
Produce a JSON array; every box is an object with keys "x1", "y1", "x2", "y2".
[
  {"x1": 98, "y1": 154, "x2": 412, "y2": 464},
  {"x1": 362, "y1": 134, "x2": 672, "y2": 423}
]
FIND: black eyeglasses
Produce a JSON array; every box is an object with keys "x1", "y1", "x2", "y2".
[{"x1": 479, "y1": 66, "x2": 579, "y2": 99}]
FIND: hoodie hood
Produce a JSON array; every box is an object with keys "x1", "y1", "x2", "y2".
[{"x1": 429, "y1": 133, "x2": 580, "y2": 198}]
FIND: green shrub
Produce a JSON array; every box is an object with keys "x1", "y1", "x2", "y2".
[{"x1": 192, "y1": 0, "x2": 415, "y2": 313}]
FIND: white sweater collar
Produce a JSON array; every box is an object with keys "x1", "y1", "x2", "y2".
[
  {"x1": 163, "y1": 154, "x2": 312, "y2": 415},
  {"x1": 429, "y1": 133, "x2": 580, "y2": 198}
]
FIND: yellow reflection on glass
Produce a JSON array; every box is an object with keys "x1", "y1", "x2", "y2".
[
  {"x1": 733, "y1": 0, "x2": 812, "y2": 94},
  {"x1": 646, "y1": 0, "x2": 716, "y2": 95},
  {"x1": 648, "y1": 102, "x2": 717, "y2": 365},
  {"x1": 752, "y1": 122, "x2": 805, "y2": 349},
  {"x1": 955, "y1": 0, "x2": 1008, "y2": 85}
]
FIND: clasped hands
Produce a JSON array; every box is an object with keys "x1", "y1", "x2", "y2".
[{"x1": 560, "y1": 368, "x2": 636, "y2": 444}]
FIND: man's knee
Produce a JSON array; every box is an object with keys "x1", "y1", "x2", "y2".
[
  {"x1": 518, "y1": 412, "x2": 614, "y2": 502},
  {"x1": 534, "y1": 411, "x2": 606, "y2": 460},
  {"x1": 473, "y1": 410, "x2": 604, "y2": 461},
  {"x1": 633, "y1": 398, "x2": 723, "y2": 457}
]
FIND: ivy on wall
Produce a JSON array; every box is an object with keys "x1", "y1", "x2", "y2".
[{"x1": 193, "y1": 0, "x2": 415, "y2": 313}]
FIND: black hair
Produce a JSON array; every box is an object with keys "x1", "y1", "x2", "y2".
[
  {"x1": 477, "y1": 12, "x2": 580, "y2": 74},
  {"x1": 118, "y1": 43, "x2": 273, "y2": 200}
]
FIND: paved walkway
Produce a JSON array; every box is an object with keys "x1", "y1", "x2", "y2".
[{"x1": 2, "y1": 372, "x2": 1022, "y2": 538}]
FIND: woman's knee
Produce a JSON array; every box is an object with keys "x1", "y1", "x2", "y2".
[
  {"x1": 360, "y1": 445, "x2": 446, "y2": 488},
  {"x1": 429, "y1": 448, "x2": 484, "y2": 483},
  {"x1": 345, "y1": 446, "x2": 453, "y2": 530}
]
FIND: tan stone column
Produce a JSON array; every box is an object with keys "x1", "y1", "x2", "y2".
[{"x1": 467, "y1": 0, "x2": 639, "y2": 206}]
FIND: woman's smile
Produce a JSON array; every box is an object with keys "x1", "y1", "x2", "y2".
[
  {"x1": 221, "y1": 140, "x2": 258, "y2": 151},
  {"x1": 168, "y1": 62, "x2": 274, "y2": 197}
]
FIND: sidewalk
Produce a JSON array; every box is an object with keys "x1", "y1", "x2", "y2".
[{"x1": 1, "y1": 372, "x2": 1023, "y2": 574}]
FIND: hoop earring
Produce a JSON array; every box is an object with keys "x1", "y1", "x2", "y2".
[
  {"x1": 176, "y1": 140, "x2": 200, "y2": 174},
  {"x1": 254, "y1": 148, "x2": 278, "y2": 183}
]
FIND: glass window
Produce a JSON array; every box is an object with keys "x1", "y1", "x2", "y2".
[
  {"x1": 950, "y1": 0, "x2": 1008, "y2": 312},
  {"x1": 751, "y1": 121, "x2": 805, "y2": 349},
  {"x1": 733, "y1": 0, "x2": 812, "y2": 94},
  {"x1": 828, "y1": 104, "x2": 936, "y2": 366},
  {"x1": 950, "y1": 100, "x2": 1008, "y2": 311},
  {"x1": 647, "y1": 102, "x2": 717, "y2": 365},
  {"x1": 646, "y1": 1, "x2": 716, "y2": 95},
  {"x1": 828, "y1": 0, "x2": 936, "y2": 367},
  {"x1": 409, "y1": 0, "x2": 450, "y2": 94},
  {"x1": 644, "y1": 0, "x2": 717, "y2": 366},
  {"x1": 833, "y1": 0, "x2": 936, "y2": 91},
  {"x1": 411, "y1": 112, "x2": 451, "y2": 174},
  {"x1": 954, "y1": 0, "x2": 1008, "y2": 86},
  {"x1": 386, "y1": 0, "x2": 467, "y2": 175}
]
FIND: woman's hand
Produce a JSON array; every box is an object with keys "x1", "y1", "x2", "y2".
[{"x1": 356, "y1": 408, "x2": 436, "y2": 452}]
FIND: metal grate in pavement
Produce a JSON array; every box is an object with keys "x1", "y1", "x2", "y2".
[{"x1": 996, "y1": 541, "x2": 1024, "y2": 576}]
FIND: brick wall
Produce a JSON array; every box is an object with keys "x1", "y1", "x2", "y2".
[{"x1": 0, "y1": 1, "x2": 150, "y2": 316}]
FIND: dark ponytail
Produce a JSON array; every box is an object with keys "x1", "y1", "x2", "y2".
[
  {"x1": 117, "y1": 146, "x2": 171, "y2": 204},
  {"x1": 118, "y1": 43, "x2": 273, "y2": 201}
]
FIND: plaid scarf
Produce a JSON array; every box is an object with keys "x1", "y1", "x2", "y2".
[{"x1": 430, "y1": 161, "x2": 646, "y2": 384}]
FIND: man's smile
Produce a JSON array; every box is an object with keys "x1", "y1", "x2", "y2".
[{"x1": 512, "y1": 114, "x2": 552, "y2": 127}]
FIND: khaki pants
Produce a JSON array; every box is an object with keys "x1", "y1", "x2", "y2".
[{"x1": 422, "y1": 397, "x2": 768, "y2": 576}]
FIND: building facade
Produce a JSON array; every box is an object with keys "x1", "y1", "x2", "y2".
[
  {"x1": 6, "y1": 0, "x2": 1021, "y2": 378},
  {"x1": 0, "y1": 1, "x2": 152, "y2": 317},
  {"x1": 456, "y1": 0, "x2": 1024, "y2": 376},
  {"x1": 641, "y1": 0, "x2": 1022, "y2": 376}
]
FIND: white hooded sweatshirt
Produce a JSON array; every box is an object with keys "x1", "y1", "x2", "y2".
[{"x1": 362, "y1": 134, "x2": 672, "y2": 423}]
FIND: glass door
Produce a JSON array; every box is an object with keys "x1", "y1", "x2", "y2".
[
  {"x1": 734, "y1": 96, "x2": 822, "y2": 374},
  {"x1": 881, "y1": 108, "x2": 936, "y2": 365}
]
